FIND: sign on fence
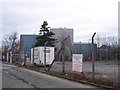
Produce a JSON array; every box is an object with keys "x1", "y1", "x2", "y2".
[{"x1": 72, "y1": 54, "x2": 83, "y2": 72}]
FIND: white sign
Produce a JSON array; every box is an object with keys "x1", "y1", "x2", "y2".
[{"x1": 72, "y1": 54, "x2": 83, "y2": 72}]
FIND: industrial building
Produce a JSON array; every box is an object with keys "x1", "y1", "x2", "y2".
[
  {"x1": 19, "y1": 34, "x2": 99, "y2": 62},
  {"x1": 19, "y1": 28, "x2": 73, "y2": 61},
  {"x1": 73, "y1": 42, "x2": 97, "y2": 61},
  {"x1": 19, "y1": 34, "x2": 38, "y2": 61},
  {"x1": 50, "y1": 28, "x2": 73, "y2": 61},
  {"x1": 50, "y1": 28, "x2": 73, "y2": 49}
]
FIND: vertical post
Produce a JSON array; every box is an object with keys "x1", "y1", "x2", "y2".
[
  {"x1": 7, "y1": 52, "x2": 9, "y2": 62},
  {"x1": 62, "y1": 43, "x2": 65, "y2": 74},
  {"x1": 106, "y1": 49, "x2": 108, "y2": 61},
  {"x1": 92, "y1": 32, "x2": 96, "y2": 79},
  {"x1": 61, "y1": 37, "x2": 68, "y2": 74},
  {"x1": 32, "y1": 45, "x2": 34, "y2": 64},
  {"x1": 10, "y1": 51, "x2": 12, "y2": 63},
  {"x1": 44, "y1": 41, "x2": 48, "y2": 71},
  {"x1": 44, "y1": 45, "x2": 46, "y2": 70}
]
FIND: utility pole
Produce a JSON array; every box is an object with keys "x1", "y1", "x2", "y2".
[{"x1": 92, "y1": 32, "x2": 96, "y2": 80}]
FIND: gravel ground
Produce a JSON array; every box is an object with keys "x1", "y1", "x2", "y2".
[{"x1": 50, "y1": 60, "x2": 119, "y2": 83}]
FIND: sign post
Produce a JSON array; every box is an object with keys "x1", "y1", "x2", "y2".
[{"x1": 72, "y1": 54, "x2": 83, "y2": 72}]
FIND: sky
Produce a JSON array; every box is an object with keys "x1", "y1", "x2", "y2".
[{"x1": 0, "y1": 0, "x2": 119, "y2": 44}]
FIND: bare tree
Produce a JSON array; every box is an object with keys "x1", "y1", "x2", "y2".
[
  {"x1": 2, "y1": 32, "x2": 19, "y2": 53},
  {"x1": 96, "y1": 35, "x2": 118, "y2": 60}
]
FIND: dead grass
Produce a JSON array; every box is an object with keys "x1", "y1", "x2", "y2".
[{"x1": 65, "y1": 70, "x2": 120, "y2": 89}]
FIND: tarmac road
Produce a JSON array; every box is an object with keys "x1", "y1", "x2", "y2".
[{"x1": 2, "y1": 64, "x2": 97, "y2": 88}]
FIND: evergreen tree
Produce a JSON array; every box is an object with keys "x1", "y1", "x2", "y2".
[{"x1": 35, "y1": 21, "x2": 57, "y2": 47}]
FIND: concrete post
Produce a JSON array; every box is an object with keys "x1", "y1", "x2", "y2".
[
  {"x1": 10, "y1": 51, "x2": 12, "y2": 63},
  {"x1": 7, "y1": 52, "x2": 9, "y2": 62}
]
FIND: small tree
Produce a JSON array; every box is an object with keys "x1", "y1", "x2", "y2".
[{"x1": 35, "y1": 21, "x2": 57, "y2": 47}]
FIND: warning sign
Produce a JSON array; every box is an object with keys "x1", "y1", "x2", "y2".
[{"x1": 72, "y1": 54, "x2": 83, "y2": 72}]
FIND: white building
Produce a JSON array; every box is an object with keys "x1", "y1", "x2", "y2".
[{"x1": 50, "y1": 28, "x2": 73, "y2": 61}]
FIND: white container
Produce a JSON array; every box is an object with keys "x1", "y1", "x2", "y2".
[{"x1": 31, "y1": 47, "x2": 54, "y2": 65}]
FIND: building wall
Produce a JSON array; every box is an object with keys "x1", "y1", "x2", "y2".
[
  {"x1": 19, "y1": 34, "x2": 38, "y2": 61},
  {"x1": 73, "y1": 42, "x2": 97, "y2": 60},
  {"x1": 50, "y1": 28, "x2": 73, "y2": 48},
  {"x1": 50, "y1": 28, "x2": 73, "y2": 61},
  {"x1": 19, "y1": 28, "x2": 73, "y2": 61}
]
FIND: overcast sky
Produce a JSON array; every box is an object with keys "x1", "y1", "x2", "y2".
[{"x1": 0, "y1": 0, "x2": 119, "y2": 44}]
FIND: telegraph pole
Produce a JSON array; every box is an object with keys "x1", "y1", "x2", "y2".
[{"x1": 92, "y1": 32, "x2": 96, "y2": 79}]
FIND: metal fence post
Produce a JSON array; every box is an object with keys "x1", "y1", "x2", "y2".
[
  {"x1": 92, "y1": 32, "x2": 96, "y2": 80},
  {"x1": 62, "y1": 44, "x2": 65, "y2": 74}
]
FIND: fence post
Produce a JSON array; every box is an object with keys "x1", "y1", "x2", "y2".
[{"x1": 92, "y1": 32, "x2": 96, "y2": 80}]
